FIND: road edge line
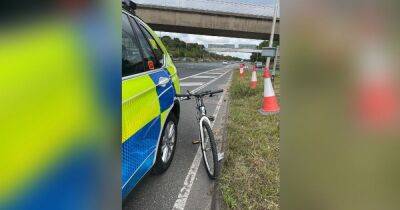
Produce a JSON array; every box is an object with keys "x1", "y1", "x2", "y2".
[
  {"x1": 172, "y1": 70, "x2": 232, "y2": 210},
  {"x1": 211, "y1": 71, "x2": 234, "y2": 210}
]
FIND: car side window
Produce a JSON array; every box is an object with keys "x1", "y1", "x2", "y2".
[
  {"x1": 122, "y1": 14, "x2": 144, "y2": 77},
  {"x1": 128, "y1": 16, "x2": 158, "y2": 71},
  {"x1": 137, "y1": 23, "x2": 164, "y2": 68}
]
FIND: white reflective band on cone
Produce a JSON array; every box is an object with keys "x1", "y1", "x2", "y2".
[
  {"x1": 252, "y1": 71, "x2": 257, "y2": 81},
  {"x1": 264, "y1": 78, "x2": 275, "y2": 97}
]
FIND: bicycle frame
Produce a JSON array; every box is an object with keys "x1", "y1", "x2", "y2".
[
  {"x1": 176, "y1": 89, "x2": 222, "y2": 179},
  {"x1": 194, "y1": 97, "x2": 212, "y2": 129},
  {"x1": 194, "y1": 97, "x2": 212, "y2": 154},
  {"x1": 194, "y1": 97, "x2": 207, "y2": 120},
  {"x1": 176, "y1": 89, "x2": 222, "y2": 143}
]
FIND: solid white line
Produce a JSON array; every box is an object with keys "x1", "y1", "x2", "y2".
[
  {"x1": 172, "y1": 148, "x2": 202, "y2": 210},
  {"x1": 172, "y1": 70, "x2": 231, "y2": 210}
]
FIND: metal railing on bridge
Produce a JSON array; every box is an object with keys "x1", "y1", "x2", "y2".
[{"x1": 133, "y1": 0, "x2": 277, "y2": 17}]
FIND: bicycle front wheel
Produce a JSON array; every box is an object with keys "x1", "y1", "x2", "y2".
[{"x1": 201, "y1": 121, "x2": 219, "y2": 179}]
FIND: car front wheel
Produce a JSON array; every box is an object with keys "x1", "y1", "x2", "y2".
[{"x1": 152, "y1": 114, "x2": 178, "y2": 174}]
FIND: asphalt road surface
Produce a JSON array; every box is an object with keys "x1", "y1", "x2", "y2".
[
  {"x1": 175, "y1": 62, "x2": 229, "y2": 79},
  {"x1": 123, "y1": 62, "x2": 236, "y2": 210}
]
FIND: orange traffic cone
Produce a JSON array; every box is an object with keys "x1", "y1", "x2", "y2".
[
  {"x1": 260, "y1": 66, "x2": 280, "y2": 115},
  {"x1": 250, "y1": 65, "x2": 257, "y2": 89},
  {"x1": 239, "y1": 64, "x2": 245, "y2": 78}
]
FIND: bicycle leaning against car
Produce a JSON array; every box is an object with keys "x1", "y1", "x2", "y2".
[{"x1": 176, "y1": 89, "x2": 224, "y2": 179}]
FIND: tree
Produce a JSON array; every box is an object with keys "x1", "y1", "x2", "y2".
[
  {"x1": 251, "y1": 39, "x2": 280, "y2": 62},
  {"x1": 160, "y1": 36, "x2": 241, "y2": 61},
  {"x1": 257, "y1": 40, "x2": 269, "y2": 49}
]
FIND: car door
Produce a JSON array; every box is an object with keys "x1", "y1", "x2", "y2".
[
  {"x1": 121, "y1": 12, "x2": 162, "y2": 198},
  {"x1": 133, "y1": 17, "x2": 175, "y2": 130}
]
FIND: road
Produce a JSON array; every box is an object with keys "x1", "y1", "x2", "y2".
[
  {"x1": 175, "y1": 62, "x2": 230, "y2": 79},
  {"x1": 123, "y1": 62, "x2": 236, "y2": 210}
]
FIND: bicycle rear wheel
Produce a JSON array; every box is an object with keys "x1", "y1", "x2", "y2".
[{"x1": 201, "y1": 121, "x2": 219, "y2": 179}]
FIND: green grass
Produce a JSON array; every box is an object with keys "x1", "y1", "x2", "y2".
[{"x1": 220, "y1": 70, "x2": 280, "y2": 209}]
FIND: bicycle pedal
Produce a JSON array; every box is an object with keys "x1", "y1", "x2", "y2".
[
  {"x1": 192, "y1": 140, "x2": 201, "y2": 144},
  {"x1": 208, "y1": 116, "x2": 215, "y2": 121}
]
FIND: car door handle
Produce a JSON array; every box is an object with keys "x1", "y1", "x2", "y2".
[{"x1": 157, "y1": 77, "x2": 170, "y2": 87}]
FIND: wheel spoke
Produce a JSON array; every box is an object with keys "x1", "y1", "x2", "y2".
[
  {"x1": 162, "y1": 135, "x2": 168, "y2": 146},
  {"x1": 162, "y1": 146, "x2": 169, "y2": 162},
  {"x1": 161, "y1": 121, "x2": 176, "y2": 163},
  {"x1": 168, "y1": 124, "x2": 174, "y2": 138}
]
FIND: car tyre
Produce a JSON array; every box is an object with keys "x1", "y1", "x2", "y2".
[{"x1": 152, "y1": 114, "x2": 178, "y2": 174}]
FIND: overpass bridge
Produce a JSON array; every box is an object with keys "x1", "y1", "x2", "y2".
[
  {"x1": 206, "y1": 48, "x2": 262, "y2": 53},
  {"x1": 206, "y1": 44, "x2": 262, "y2": 53},
  {"x1": 134, "y1": 0, "x2": 280, "y2": 40}
]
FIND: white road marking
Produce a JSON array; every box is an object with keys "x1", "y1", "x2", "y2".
[
  {"x1": 190, "y1": 69, "x2": 231, "y2": 94},
  {"x1": 203, "y1": 72, "x2": 223, "y2": 75},
  {"x1": 180, "y1": 82, "x2": 205, "y2": 87},
  {"x1": 180, "y1": 67, "x2": 226, "y2": 81},
  {"x1": 172, "y1": 69, "x2": 231, "y2": 210},
  {"x1": 191, "y1": 75, "x2": 216, "y2": 79}
]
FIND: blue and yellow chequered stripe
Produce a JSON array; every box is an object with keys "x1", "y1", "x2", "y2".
[
  {"x1": 121, "y1": 69, "x2": 175, "y2": 199},
  {"x1": 121, "y1": 19, "x2": 180, "y2": 199},
  {"x1": 122, "y1": 75, "x2": 160, "y2": 142}
]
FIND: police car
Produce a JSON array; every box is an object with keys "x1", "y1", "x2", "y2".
[{"x1": 122, "y1": 1, "x2": 181, "y2": 199}]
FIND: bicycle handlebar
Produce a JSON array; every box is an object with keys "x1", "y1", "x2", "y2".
[{"x1": 176, "y1": 89, "x2": 223, "y2": 99}]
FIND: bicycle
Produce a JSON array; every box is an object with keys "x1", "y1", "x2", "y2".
[{"x1": 176, "y1": 89, "x2": 224, "y2": 179}]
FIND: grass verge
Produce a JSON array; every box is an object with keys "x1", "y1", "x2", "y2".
[{"x1": 219, "y1": 70, "x2": 280, "y2": 209}]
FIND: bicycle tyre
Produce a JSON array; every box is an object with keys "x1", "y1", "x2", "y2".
[{"x1": 201, "y1": 121, "x2": 219, "y2": 179}]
